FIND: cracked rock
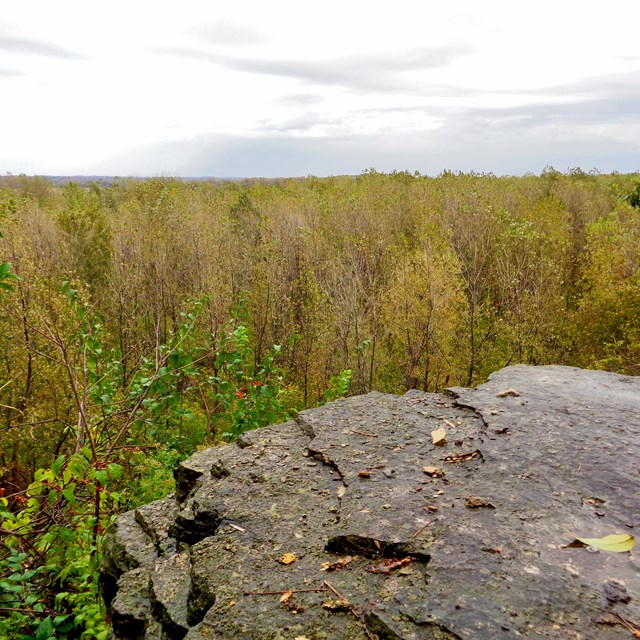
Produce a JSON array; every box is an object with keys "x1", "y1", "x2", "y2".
[{"x1": 102, "y1": 365, "x2": 640, "y2": 639}]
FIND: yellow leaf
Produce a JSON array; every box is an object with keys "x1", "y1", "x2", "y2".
[
  {"x1": 575, "y1": 534, "x2": 636, "y2": 552},
  {"x1": 431, "y1": 428, "x2": 447, "y2": 446},
  {"x1": 279, "y1": 553, "x2": 297, "y2": 565},
  {"x1": 280, "y1": 590, "x2": 294, "y2": 603}
]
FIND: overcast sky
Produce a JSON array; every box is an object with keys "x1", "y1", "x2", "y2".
[{"x1": 1, "y1": 1, "x2": 640, "y2": 177}]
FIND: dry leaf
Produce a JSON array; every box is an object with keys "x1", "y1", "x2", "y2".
[
  {"x1": 358, "y1": 470, "x2": 371, "y2": 478},
  {"x1": 444, "y1": 450, "x2": 483, "y2": 463},
  {"x1": 431, "y1": 427, "x2": 447, "y2": 446},
  {"x1": 280, "y1": 591, "x2": 294, "y2": 603},
  {"x1": 594, "y1": 612, "x2": 640, "y2": 637},
  {"x1": 322, "y1": 598, "x2": 351, "y2": 612},
  {"x1": 466, "y1": 496, "x2": 496, "y2": 509},
  {"x1": 336, "y1": 486, "x2": 346, "y2": 499},
  {"x1": 279, "y1": 553, "x2": 297, "y2": 565},
  {"x1": 365, "y1": 557, "x2": 414, "y2": 575},
  {"x1": 572, "y1": 533, "x2": 636, "y2": 553},
  {"x1": 443, "y1": 419, "x2": 456, "y2": 429},
  {"x1": 496, "y1": 388, "x2": 520, "y2": 397},
  {"x1": 321, "y1": 556, "x2": 353, "y2": 572},
  {"x1": 422, "y1": 466, "x2": 444, "y2": 478}
]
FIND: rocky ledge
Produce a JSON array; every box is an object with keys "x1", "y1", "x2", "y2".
[{"x1": 100, "y1": 365, "x2": 640, "y2": 639}]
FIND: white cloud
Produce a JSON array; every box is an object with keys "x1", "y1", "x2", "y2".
[{"x1": 1, "y1": 0, "x2": 640, "y2": 176}]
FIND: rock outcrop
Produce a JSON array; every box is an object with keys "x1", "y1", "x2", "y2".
[{"x1": 101, "y1": 365, "x2": 640, "y2": 639}]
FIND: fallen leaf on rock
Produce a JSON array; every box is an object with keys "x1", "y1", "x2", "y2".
[
  {"x1": 279, "y1": 553, "x2": 297, "y2": 565},
  {"x1": 322, "y1": 598, "x2": 351, "y2": 612},
  {"x1": 567, "y1": 533, "x2": 635, "y2": 552},
  {"x1": 427, "y1": 505, "x2": 439, "y2": 512},
  {"x1": 321, "y1": 556, "x2": 353, "y2": 572},
  {"x1": 594, "y1": 612, "x2": 640, "y2": 637},
  {"x1": 337, "y1": 486, "x2": 346, "y2": 499},
  {"x1": 280, "y1": 591, "x2": 294, "y2": 603},
  {"x1": 365, "y1": 557, "x2": 414, "y2": 575},
  {"x1": 432, "y1": 427, "x2": 447, "y2": 446},
  {"x1": 496, "y1": 388, "x2": 520, "y2": 397},
  {"x1": 443, "y1": 419, "x2": 456, "y2": 429},
  {"x1": 358, "y1": 470, "x2": 371, "y2": 478},
  {"x1": 593, "y1": 612, "x2": 620, "y2": 626},
  {"x1": 495, "y1": 427, "x2": 511, "y2": 435},
  {"x1": 466, "y1": 496, "x2": 496, "y2": 509},
  {"x1": 422, "y1": 466, "x2": 445, "y2": 478},
  {"x1": 444, "y1": 450, "x2": 483, "y2": 463}
]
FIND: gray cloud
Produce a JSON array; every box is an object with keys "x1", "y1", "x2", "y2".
[
  {"x1": 94, "y1": 71, "x2": 640, "y2": 178},
  {"x1": 96, "y1": 121, "x2": 640, "y2": 179},
  {"x1": 158, "y1": 45, "x2": 472, "y2": 93},
  {"x1": 0, "y1": 33, "x2": 85, "y2": 59},
  {"x1": 191, "y1": 22, "x2": 269, "y2": 46},
  {"x1": 460, "y1": 73, "x2": 640, "y2": 131}
]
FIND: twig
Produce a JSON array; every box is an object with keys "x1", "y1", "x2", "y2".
[
  {"x1": 322, "y1": 579, "x2": 343, "y2": 599},
  {"x1": 323, "y1": 580, "x2": 377, "y2": 640},
  {"x1": 411, "y1": 518, "x2": 437, "y2": 539},
  {"x1": 243, "y1": 588, "x2": 328, "y2": 596},
  {"x1": 0, "y1": 606, "x2": 55, "y2": 616},
  {"x1": 352, "y1": 430, "x2": 378, "y2": 438}
]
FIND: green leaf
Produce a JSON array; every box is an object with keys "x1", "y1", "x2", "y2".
[
  {"x1": 0, "y1": 580, "x2": 24, "y2": 592},
  {"x1": 574, "y1": 533, "x2": 636, "y2": 552},
  {"x1": 107, "y1": 463, "x2": 123, "y2": 480},
  {"x1": 53, "y1": 615, "x2": 70, "y2": 627},
  {"x1": 62, "y1": 486, "x2": 76, "y2": 504},
  {"x1": 87, "y1": 354, "x2": 97, "y2": 373},
  {"x1": 34, "y1": 615, "x2": 54, "y2": 640},
  {"x1": 95, "y1": 469, "x2": 108, "y2": 485},
  {"x1": 51, "y1": 455, "x2": 67, "y2": 477}
]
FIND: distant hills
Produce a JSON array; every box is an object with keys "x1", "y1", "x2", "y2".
[{"x1": 0, "y1": 175, "x2": 299, "y2": 187}]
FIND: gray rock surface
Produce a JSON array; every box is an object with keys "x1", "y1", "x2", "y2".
[{"x1": 101, "y1": 365, "x2": 640, "y2": 639}]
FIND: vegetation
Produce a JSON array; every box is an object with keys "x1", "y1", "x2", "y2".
[{"x1": 0, "y1": 168, "x2": 639, "y2": 637}]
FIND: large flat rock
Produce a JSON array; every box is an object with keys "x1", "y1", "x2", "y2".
[{"x1": 102, "y1": 365, "x2": 640, "y2": 639}]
